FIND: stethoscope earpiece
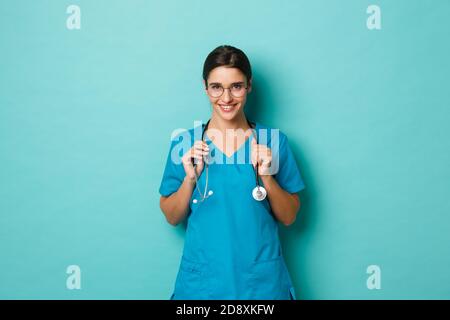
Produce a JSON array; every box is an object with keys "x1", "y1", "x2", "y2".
[{"x1": 192, "y1": 188, "x2": 214, "y2": 204}]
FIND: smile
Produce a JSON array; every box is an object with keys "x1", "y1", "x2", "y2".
[{"x1": 218, "y1": 103, "x2": 238, "y2": 112}]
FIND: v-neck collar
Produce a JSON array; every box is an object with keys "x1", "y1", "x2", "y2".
[{"x1": 204, "y1": 122, "x2": 258, "y2": 159}]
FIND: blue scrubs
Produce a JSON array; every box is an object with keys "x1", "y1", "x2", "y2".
[{"x1": 159, "y1": 122, "x2": 305, "y2": 300}]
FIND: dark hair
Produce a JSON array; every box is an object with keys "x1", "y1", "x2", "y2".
[{"x1": 202, "y1": 45, "x2": 252, "y2": 86}]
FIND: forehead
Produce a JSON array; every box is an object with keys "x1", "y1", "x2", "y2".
[{"x1": 208, "y1": 66, "x2": 246, "y2": 84}]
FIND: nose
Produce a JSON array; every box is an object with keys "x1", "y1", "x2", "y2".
[{"x1": 221, "y1": 88, "x2": 233, "y2": 103}]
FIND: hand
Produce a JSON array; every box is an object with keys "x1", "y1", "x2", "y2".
[
  {"x1": 181, "y1": 140, "x2": 209, "y2": 181},
  {"x1": 251, "y1": 138, "x2": 272, "y2": 175}
]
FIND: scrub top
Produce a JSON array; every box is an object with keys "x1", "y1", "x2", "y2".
[{"x1": 159, "y1": 122, "x2": 305, "y2": 300}]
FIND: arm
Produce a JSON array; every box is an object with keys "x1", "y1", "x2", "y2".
[
  {"x1": 260, "y1": 175, "x2": 301, "y2": 226},
  {"x1": 160, "y1": 176, "x2": 196, "y2": 226},
  {"x1": 251, "y1": 138, "x2": 301, "y2": 226},
  {"x1": 160, "y1": 140, "x2": 209, "y2": 226}
]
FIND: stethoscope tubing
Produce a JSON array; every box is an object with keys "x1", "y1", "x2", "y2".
[{"x1": 192, "y1": 118, "x2": 265, "y2": 203}]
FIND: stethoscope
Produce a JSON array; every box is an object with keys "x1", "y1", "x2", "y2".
[{"x1": 192, "y1": 118, "x2": 267, "y2": 204}]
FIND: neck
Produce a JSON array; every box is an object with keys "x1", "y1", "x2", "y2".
[{"x1": 209, "y1": 113, "x2": 250, "y2": 133}]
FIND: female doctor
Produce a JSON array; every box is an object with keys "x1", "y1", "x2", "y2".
[{"x1": 159, "y1": 45, "x2": 305, "y2": 300}]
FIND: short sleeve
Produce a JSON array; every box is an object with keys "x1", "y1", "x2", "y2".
[
  {"x1": 158, "y1": 135, "x2": 187, "y2": 197},
  {"x1": 274, "y1": 134, "x2": 305, "y2": 194}
]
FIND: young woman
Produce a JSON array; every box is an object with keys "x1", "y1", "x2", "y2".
[{"x1": 159, "y1": 45, "x2": 305, "y2": 300}]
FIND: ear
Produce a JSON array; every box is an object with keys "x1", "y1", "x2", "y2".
[{"x1": 247, "y1": 77, "x2": 252, "y2": 94}]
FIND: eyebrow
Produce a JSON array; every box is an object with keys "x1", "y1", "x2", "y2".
[{"x1": 208, "y1": 81, "x2": 245, "y2": 86}]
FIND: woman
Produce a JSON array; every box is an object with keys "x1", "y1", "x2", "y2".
[{"x1": 159, "y1": 45, "x2": 305, "y2": 300}]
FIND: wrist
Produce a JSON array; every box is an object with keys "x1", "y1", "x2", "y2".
[
  {"x1": 184, "y1": 175, "x2": 196, "y2": 185},
  {"x1": 260, "y1": 174, "x2": 273, "y2": 184},
  {"x1": 258, "y1": 166, "x2": 273, "y2": 176}
]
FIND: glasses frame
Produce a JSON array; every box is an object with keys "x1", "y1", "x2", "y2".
[{"x1": 205, "y1": 82, "x2": 249, "y2": 98}]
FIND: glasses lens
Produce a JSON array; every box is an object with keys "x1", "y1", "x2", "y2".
[
  {"x1": 230, "y1": 84, "x2": 246, "y2": 97},
  {"x1": 208, "y1": 85, "x2": 223, "y2": 97}
]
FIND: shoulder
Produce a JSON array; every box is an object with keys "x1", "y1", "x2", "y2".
[{"x1": 168, "y1": 123, "x2": 203, "y2": 145}]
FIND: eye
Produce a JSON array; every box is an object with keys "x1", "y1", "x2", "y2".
[
  {"x1": 232, "y1": 84, "x2": 243, "y2": 89},
  {"x1": 211, "y1": 85, "x2": 221, "y2": 90}
]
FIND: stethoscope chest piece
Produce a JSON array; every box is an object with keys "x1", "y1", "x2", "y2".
[{"x1": 252, "y1": 186, "x2": 267, "y2": 201}]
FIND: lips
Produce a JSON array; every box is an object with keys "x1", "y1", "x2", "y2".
[{"x1": 218, "y1": 103, "x2": 238, "y2": 113}]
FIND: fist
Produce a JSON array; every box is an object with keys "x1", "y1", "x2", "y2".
[
  {"x1": 251, "y1": 138, "x2": 272, "y2": 175},
  {"x1": 181, "y1": 140, "x2": 209, "y2": 180}
]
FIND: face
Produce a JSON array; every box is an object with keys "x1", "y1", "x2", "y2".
[{"x1": 203, "y1": 66, "x2": 252, "y2": 122}]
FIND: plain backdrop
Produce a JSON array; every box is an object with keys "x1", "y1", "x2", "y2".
[{"x1": 1, "y1": 0, "x2": 449, "y2": 299}]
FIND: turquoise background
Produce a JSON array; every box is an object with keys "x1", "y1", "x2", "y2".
[{"x1": 1, "y1": 0, "x2": 449, "y2": 299}]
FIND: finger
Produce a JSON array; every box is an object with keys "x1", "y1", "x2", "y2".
[
  {"x1": 194, "y1": 147, "x2": 207, "y2": 154},
  {"x1": 197, "y1": 140, "x2": 208, "y2": 146},
  {"x1": 261, "y1": 158, "x2": 271, "y2": 166},
  {"x1": 255, "y1": 145, "x2": 270, "y2": 155},
  {"x1": 193, "y1": 144, "x2": 204, "y2": 151},
  {"x1": 261, "y1": 146, "x2": 271, "y2": 156},
  {"x1": 193, "y1": 142, "x2": 204, "y2": 150},
  {"x1": 183, "y1": 156, "x2": 194, "y2": 166},
  {"x1": 193, "y1": 148, "x2": 209, "y2": 157},
  {"x1": 192, "y1": 140, "x2": 209, "y2": 149},
  {"x1": 194, "y1": 142, "x2": 209, "y2": 150},
  {"x1": 194, "y1": 150, "x2": 209, "y2": 156},
  {"x1": 201, "y1": 144, "x2": 209, "y2": 152},
  {"x1": 193, "y1": 149, "x2": 202, "y2": 157}
]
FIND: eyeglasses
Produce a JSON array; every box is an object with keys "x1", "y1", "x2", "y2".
[{"x1": 206, "y1": 82, "x2": 248, "y2": 98}]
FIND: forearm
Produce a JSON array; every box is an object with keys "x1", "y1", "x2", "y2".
[
  {"x1": 160, "y1": 176, "x2": 195, "y2": 226},
  {"x1": 260, "y1": 175, "x2": 300, "y2": 226}
]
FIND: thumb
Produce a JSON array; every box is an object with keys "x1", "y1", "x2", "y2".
[{"x1": 251, "y1": 136, "x2": 257, "y2": 148}]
